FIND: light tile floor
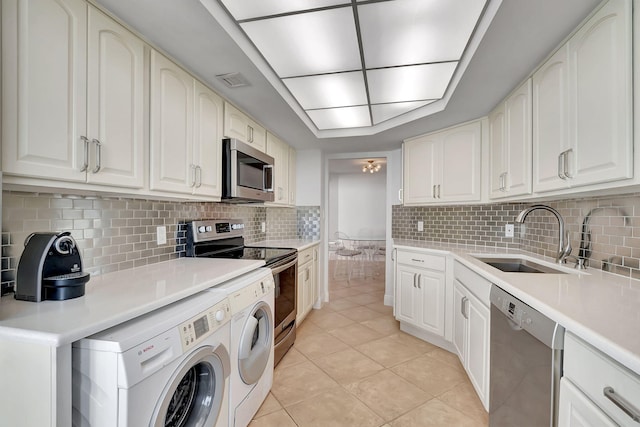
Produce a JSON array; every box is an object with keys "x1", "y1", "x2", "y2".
[{"x1": 251, "y1": 263, "x2": 489, "y2": 427}]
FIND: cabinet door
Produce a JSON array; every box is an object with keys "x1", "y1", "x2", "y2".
[
  {"x1": 504, "y1": 79, "x2": 532, "y2": 197},
  {"x1": 568, "y1": 0, "x2": 632, "y2": 188},
  {"x1": 395, "y1": 265, "x2": 420, "y2": 325},
  {"x1": 2, "y1": 0, "x2": 87, "y2": 182},
  {"x1": 223, "y1": 102, "x2": 249, "y2": 141},
  {"x1": 289, "y1": 147, "x2": 297, "y2": 205},
  {"x1": 488, "y1": 105, "x2": 506, "y2": 199},
  {"x1": 247, "y1": 118, "x2": 267, "y2": 152},
  {"x1": 150, "y1": 51, "x2": 194, "y2": 193},
  {"x1": 558, "y1": 379, "x2": 617, "y2": 427},
  {"x1": 297, "y1": 261, "x2": 312, "y2": 323},
  {"x1": 193, "y1": 81, "x2": 223, "y2": 197},
  {"x1": 86, "y1": 6, "x2": 144, "y2": 188},
  {"x1": 266, "y1": 133, "x2": 289, "y2": 205},
  {"x1": 452, "y1": 280, "x2": 467, "y2": 363},
  {"x1": 466, "y1": 292, "x2": 490, "y2": 408},
  {"x1": 533, "y1": 45, "x2": 571, "y2": 192},
  {"x1": 403, "y1": 137, "x2": 438, "y2": 205},
  {"x1": 440, "y1": 121, "x2": 481, "y2": 202},
  {"x1": 417, "y1": 269, "x2": 446, "y2": 336}
]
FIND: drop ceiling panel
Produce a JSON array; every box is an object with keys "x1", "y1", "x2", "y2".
[
  {"x1": 371, "y1": 101, "x2": 435, "y2": 124},
  {"x1": 283, "y1": 71, "x2": 367, "y2": 109},
  {"x1": 359, "y1": 0, "x2": 487, "y2": 68},
  {"x1": 240, "y1": 7, "x2": 361, "y2": 77},
  {"x1": 307, "y1": 106, "x2": 371, "y2": 130},
  {"x1": 367, "y1": 62, "x2": 457, "y2": 104},
  {"x1": 220, "y1": 0, "x2": 349, "y2": 21}
]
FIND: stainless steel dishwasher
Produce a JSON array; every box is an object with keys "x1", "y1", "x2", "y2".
[{"x1": 489, "y1": 285, "x2": 565, "y2": 427}]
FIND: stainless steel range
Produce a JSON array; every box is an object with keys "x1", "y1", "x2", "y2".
[{"x1": 185, "y1": 219, "x2": 297, "y2": 366}]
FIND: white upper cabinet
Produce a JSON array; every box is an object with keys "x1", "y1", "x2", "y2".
[
  {"x1": 3, "y1": 0, "x2": 87, "y2": 182},
  {"x1": 86, "y1": 6, "x2": 145, "y2": 188},
  {"x1": 266, "y1": 132, "x2": 297, "y2": 207},
  {"x1": 403, "y1": 120, "x2": 481, "y2": 205},
  {"x1": 288, "y1": 147, "x2": 297, "y2": 206},
  {"x1": 150, "y1": 51, "x2": 223, "y2": 198},
  {"x1": 533, "y1": 0, "x2": 632, "y2": 193},
  {"x1": 2, "y1": 0, "x2": 145, "y2": 188},
  {"x1": 223, "y1": 102, "x2": 266, "y2": 152},
  {"x1": 489, "y1": 79, "x2": 532, "y2": 199}
]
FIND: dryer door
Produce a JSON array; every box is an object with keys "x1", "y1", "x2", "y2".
[
  {"x1": 152, "y1": 345, "x2": 230, "y2": 427},
  {"x1": 238, "y1": 301, "x2": 274, "y2": 385}
]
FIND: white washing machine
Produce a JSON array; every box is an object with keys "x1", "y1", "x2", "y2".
[
  {"x1": 72, "y1": 291, "x2": 232, "y2": 427},
  {"x1": 208, "y1": 268, "x2": 275, "y2": 427}
]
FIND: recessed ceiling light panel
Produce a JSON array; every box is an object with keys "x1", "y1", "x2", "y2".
[
  {"x1": 240, "y1": 7, "x2": 361, "y2": 77},
  {"x1": 283, "y1": 71, "x2": 367, "y2": 109},
  {"x1": 220, "y1": 0, "x2": 349, "y2": 21},
  {"x1": 307, "y1": 106, "x2": 371, "y2": 130},
  {"x1": 367, "y1": 62, "x2": 457, "y2": 104},
  {"x1": 371, "y1": 100, "x2": 435, "y2": 124},
  {"x1": 359, "y1": 0, "x2": 487, "y2": 68}
]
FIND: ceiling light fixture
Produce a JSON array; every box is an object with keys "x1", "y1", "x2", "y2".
[
  {"x1": 204, "y1": 0, "x2": 498, "y2": 136},
  {"x1": 362, "y1": 160, "x2": 382, "y2": 174}
]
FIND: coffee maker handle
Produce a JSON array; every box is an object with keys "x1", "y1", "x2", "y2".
[{"x1": 54, "y1": 232, "x2": 76, "y2": 255}]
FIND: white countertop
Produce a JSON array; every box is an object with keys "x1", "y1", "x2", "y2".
[
  {"x1": 0, "y1": 258, "x2": 264, "y2": 346},
  {"x1": 394, "y1": 239, "x2": 640, "y2": 376},
  {"x1": 250, "y1": 238, "x2": 320, "y2": 251}
]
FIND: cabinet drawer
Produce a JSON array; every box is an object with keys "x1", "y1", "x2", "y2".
[
  {"x1": 298, "y1": 247, "x2": 314, "y2": 265},
  {"x1": 453, "y1": 261, "x2": 491, "y2": 306},
  {"x1": 564, "y1": 332, "x2": 640, "y2": 426},
  {"x1": 396, "y1": 250, "x2": 445, "y2": 271}
]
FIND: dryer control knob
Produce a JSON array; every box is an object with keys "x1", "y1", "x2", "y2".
[{"x1": 215, "y1": 310, "x2": 225, "y2": 322}]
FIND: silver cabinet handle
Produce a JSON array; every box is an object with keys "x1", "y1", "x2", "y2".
[
  {"x1": 413, "y1": 273, "x2": 417, "y2": 288},
  {"x1": 461, "y1": 296, "x2": 469, "y2": 319},
  {"x1": 398, "y1": 188, "x2": 403, "y2": 203},
  {"x1": 499, "y1": 172, "x2": 503, "y2": 191},
  {"x1": 195, "y1": 165, "x2": 202, "y2": 188},
  {"x1": 563, "y1": 148, "x2": 573, "y2": 178},
  {"x1": 417, "y1": 274, "x2": 421, "y2": 289},
  {"x1": 91, "y1": 139, "x2": 101, "y2": 173},
  {"x1": 80, "y1": 136, "x2": 89, "y2": 172},
  {"x1": 432, "y1": 185, "x2": 436, "y2": 198},
  {"x1": 411, "y1": 258, "x2": 424, "y2": 263},
  {"x1": 437, "y1": 184, "x2": 441, "y2": 199},
  {"x1": 190, "y1": 164, "x2": 197, "y2": 187},
  {"x1": 603, "y1": 387, "x2": 640, "y2": 423},
  {"x1": 558, "y1": 152, "x2": 567, "y2": 179},
  {"x1": 391, "y1": 248, "x2": 396, "y2": 262},
  {"x1": 500, "y1": 172, "x2": 508, "y2": 191}
]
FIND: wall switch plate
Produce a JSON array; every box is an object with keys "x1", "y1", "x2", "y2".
[
  {"x1": 417, "y1": 221, "x2": 424, "y2": 232},
  {"x1": 505, "y1": 223, "x2": 514, "y2": 238},
  {"x1": 261, "y1": 222, "x2": 266, "y2": 233},
  {"x1": 157, "y1": 226, "x2": 167, "y2": 245}
]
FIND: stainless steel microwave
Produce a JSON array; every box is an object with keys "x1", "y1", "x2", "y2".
[{"x1": 222, "y1": 138, "x2": 274, "y2": 203}]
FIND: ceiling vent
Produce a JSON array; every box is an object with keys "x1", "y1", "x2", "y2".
[{"x1": 216, "y1": 72, "x2": 250, "y2": 88}]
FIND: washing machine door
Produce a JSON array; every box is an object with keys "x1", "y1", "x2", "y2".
[
  {"x1": 238, "y1": 300, "x2": 273, "y2": 385},
  {"x1": 151, "y1": 345, "x2": 229, "y2": 427}
]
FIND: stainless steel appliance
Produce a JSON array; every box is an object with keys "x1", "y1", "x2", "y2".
[
  {"x1": 489, "y1": 285, "x2": 565, "y2": 427},
  {"x1": 15, "y1": 231, "x2": 90, "y2": 302},
  {"x1": 222, "y1": 138, "x2": 274, "y2": 203},
  {"x1": 185, "y1": 220, "x2": 297, "y2": 366}
]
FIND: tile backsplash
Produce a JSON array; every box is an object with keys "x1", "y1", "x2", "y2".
[
  {"x1": 2, "y1": 190, "x2": 318, "y2": 293},
  {"x1": 393, "y1": 193, "x2": 640, "y2": 280}
]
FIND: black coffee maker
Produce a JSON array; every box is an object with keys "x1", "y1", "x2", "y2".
[{"x1": 15, "y1": 231, "x2": 90, "y2": 302}]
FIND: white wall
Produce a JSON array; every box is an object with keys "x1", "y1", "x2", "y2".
[
  {"x1": 328, "y1": 174, "x2": 339, "y2": 239},
  {"x1": 295, "y1": 149, "x2": 322, "y2": 206},
  {"x1": 335, "y1": 172, "x2": 386, "y2": 237}
]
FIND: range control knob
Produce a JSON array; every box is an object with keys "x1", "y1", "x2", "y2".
[
  {"x1": 198, "y1": 226, "x2": 206, "y2": 233},
  {"x1": 206, "y1": 226, "x2": 213, "y2": 232},
  {"x1": 215, "y1": 310, "x2": 225, "y2": 322}
]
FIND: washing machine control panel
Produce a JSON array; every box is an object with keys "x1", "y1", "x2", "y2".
[
  {"x1": 227, "y1": 276, "x2": 275, "y2": 314},
  {"x1": 179, "y1": 298, "x2": 231, "y2": 351}
]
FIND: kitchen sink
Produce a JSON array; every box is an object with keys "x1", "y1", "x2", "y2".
[{"x1": 473, "y1": 256, "x2": 567, "y2": 274}]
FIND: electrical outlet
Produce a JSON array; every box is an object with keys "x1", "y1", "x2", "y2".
[
  {"x1": 505, "y1": 223, "x2": 514, "y2": 238},
  {"x1": 156, "y1": 226, "x2": 167, "y2": 245},
  {"x1": 261, "y1": 222, "x2": 266, "y2": 233},
  {"x1": 417, "y1": 221, "x2": 424, "y2": 232}
]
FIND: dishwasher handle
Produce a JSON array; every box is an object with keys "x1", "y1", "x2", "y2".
[{"x1": 604, "y1": 387, "x2": 640, "y2": 423}]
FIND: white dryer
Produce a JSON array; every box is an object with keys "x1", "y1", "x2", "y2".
[
  {"x1": 72, "y1": 291, "x2": 232, "y2": 427},
  {"x1": 208, "y1": 268, "x2": 275, "y2": 427}
]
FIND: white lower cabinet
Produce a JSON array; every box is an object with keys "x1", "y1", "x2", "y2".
[
  {"x1": 394, "y1": 250, "x2": 446, "y2": 338},
  {"x1": 452, "y1": 272, "x2": 490, "y2": 410},
  {"x1": 297, "y1": 245, "x2": 319, "y2": 324},
  {"x1": 561, "y1": 331, "x2": 640, "y2": 426}
]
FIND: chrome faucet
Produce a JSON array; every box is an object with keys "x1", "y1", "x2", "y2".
[{"x1": 515, "y1": 204, "x2": 572, "y2": 264}]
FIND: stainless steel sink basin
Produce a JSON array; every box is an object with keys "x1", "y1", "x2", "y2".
[{"x1": 473, "y1": 257, "x2": 567, "y2": 274}]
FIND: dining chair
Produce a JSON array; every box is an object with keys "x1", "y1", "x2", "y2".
[{"x1": 333, "y1": 232, "x2": 363, "y2": 283}]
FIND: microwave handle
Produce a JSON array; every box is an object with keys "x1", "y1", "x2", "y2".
[{"x1": 263, "y1": 164, "x2": 274, "y2": 192}]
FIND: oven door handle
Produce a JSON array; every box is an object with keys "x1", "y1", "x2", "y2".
[{"x1": 270, "y1": 257, "x2": 297, "y2": 275}]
